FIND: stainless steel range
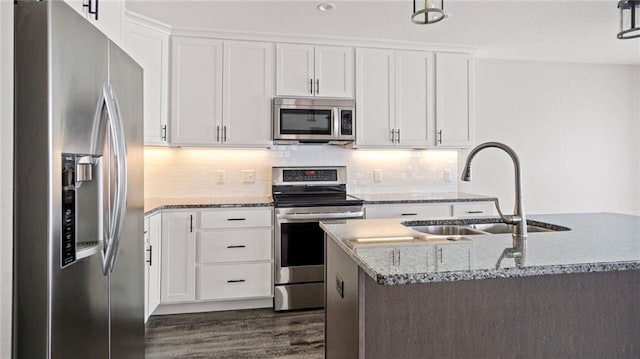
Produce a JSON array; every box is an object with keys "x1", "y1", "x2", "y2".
[{"x1": 272, "y1": 166, "x2": 364, "y2": 311}]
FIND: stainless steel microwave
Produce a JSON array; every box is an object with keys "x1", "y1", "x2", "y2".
[{"x1": 273, "y1": 98, "x2": 355, "y2": 143}]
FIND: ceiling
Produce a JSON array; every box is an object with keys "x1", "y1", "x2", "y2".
[{"x1": 126, "y1": 0, "x2": 640, "y2": 65}]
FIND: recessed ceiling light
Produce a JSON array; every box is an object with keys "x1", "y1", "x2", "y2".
[{"x1": 317, "y1": 3, "x2": 336, "y2": 12}]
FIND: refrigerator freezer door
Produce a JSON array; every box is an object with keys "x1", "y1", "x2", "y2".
[{"x1": 107, "y1": 41, "x2": 145, "y2": 359}]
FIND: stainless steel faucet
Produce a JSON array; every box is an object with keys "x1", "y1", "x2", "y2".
[{"x1": 461, "y1": 142, "x2": 527, "y2": 241}]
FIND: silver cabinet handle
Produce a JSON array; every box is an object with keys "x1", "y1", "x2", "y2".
[
  {"x1": 438, "y1": 130, "x2": 443, "y2": 144},
  {"x1": 216, "y1": 125, "x2": 220, "y2": 142},
  {"x1": 397, "y1": 129, "x2": 400, "y2": 143},
  {"x1": 227, "y1": 279, "x2": 246, "y2": 283},
  {"x1": 390, "y1": 129, "x2": 396, "y2": 144},
  {"x1": 227, "y1": 245, "x2": 246, "y2": 249},
  {"x1": 223, "y1": 125, "x2": 227, "y2": 142},
  {"x1": 226, "y1": 218, "x2": 246, "y2": 221},
  {"x1": 310, "y1": 79, "x2": 314, "y2": 95},
  {"x1": 315, "y1": 79, "x2": 320, "y2": 94},
  {"x1": 161, "y1": 124, "x2": 167, "y2": 142},
  {"x1": 189, "y1": 214, "x2": 193, "y2": 233},
  {"x1": 467, "y1": 211, "x2": 484, "y2": 214},
  {"x1": 401, "y1": 213, "x2": 418, "y2": 216}
]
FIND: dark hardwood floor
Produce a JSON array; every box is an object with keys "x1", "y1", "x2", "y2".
[{"x1": 145, "y1": 308, "x2": 325, "y2": 358}]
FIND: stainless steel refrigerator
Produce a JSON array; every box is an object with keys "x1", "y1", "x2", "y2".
[{"x1": 13, "y1": 1, "x2": 144, "y2": 358}]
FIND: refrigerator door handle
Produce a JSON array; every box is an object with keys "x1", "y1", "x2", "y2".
[{"x1": 92, "y1": 82, "x2": 128, "y2": 275}]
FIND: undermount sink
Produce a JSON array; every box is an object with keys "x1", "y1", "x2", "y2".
[
  {"x1": 403, "y1": 220, "x2": 570, "y2": 236},
  {"x1": 410, "y1": 225, "x2": 487, "y2": 236},
  {"x1": 466, "y1": 223, "x2": 553, "y2": 234}
]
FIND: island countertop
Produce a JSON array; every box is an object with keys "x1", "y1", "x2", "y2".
[{"x1": 320, "y1": 213, "x2": 640, "y2": 285}]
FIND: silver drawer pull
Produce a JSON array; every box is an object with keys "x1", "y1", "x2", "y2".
[
  {"x1": 401, "y1": 213, "x2": 418, "y2": 216},
  {"x1": 227, "y1": 218, "x2": 246, "y2": 221},
  {"x1": 227, "y1": 279, "x2": 246, "y2": 283},
  {"x1": 467, "y1": 211, "x2": 484, "y2": 214},
  {"x1": 227, "y1": 245, "x2": 246, "y2": 249}
]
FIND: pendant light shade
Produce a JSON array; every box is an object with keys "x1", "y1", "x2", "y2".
[
  {"x1": 412, "y1": 0, "x2": 446, "y2": 25},
  {"x1": 617, "y1": 0, "x2": 640, "y2": 39}
]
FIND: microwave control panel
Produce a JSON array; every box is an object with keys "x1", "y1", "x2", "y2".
[{"x1": 340, "y1": 110, "x2": 353, "y2": 136}]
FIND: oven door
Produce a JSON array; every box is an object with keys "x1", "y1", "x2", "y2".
[
  {"x1": 274, "y1": 206, "x2": 364, "y2": 285},
  {"x1": 273, "y1": 105, "x2": 339, "y2": 141}
]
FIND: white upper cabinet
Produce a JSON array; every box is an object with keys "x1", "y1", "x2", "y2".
[
  {"x1": 276, "y1": 44, "x2": 353, "y2": 98},
  {"x1": 62, "y1": 0, "x2": 123, "y2": 44},
  {"x1": 170, "y1": 37, "x2": 223, "y2": 145},
  {"x1": 222, "y1": 40, "x2": 274, "y2": 146},
  {"x1": 170, "y1": 37, "x2": 272, "y2": 146},
  {"x1": 123, "y1": 15, "x2": 170, "y2": 146},
  {"x1": 357, "y1": 48, "x2": 472, "y2": 148},
  {"x1": 395, "y1": 50, "x2": 435, "y2": 147},
  {"x1": 355, "y1": 48, "x2": 395, "y2": 146},
  {"x1": 356, "y1": 48, "x2": 434, "y2": 148},
  {"x1": 435, "y1": 52, "x2": 473, "y2": 148}
]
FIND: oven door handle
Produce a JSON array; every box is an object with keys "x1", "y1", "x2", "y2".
[{"x1": 277, "y1": 211, "x2": 364, "y2": 220}]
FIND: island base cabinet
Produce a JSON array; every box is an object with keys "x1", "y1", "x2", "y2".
[
  {"x1": 326, "y1": 239, "x2": 640, "y2": 358},
  {"x1": 325, "y1": 236, "x2": 360, "y2": 359}
]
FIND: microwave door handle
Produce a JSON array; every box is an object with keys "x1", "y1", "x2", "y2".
[{"x1": 333, "y1": 107, "x2": 340, "y2": 138}]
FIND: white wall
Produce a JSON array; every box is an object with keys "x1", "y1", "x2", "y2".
[
  {"x1": 459, "y1": 59, "x2": 640, "y2": 215},
  {"x1": 0, "y1": 0, "x2": 13, "y2": 357}
]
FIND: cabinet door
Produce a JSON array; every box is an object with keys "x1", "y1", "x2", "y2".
[
  {"x1": 143, "y1": 218, "x2": 150, "y2": 322},
  {"x1": 161, "y1": 212, "x2": 196, "y2": 303},
  {"x1": 223, "y1": 41, "x2": 273, "y2": 146},
  {"x1": 314, "y1": 45, "x2": 354, "y2": 98},
  {"x1": 435, "y1": 53, "x2": 473, "y2": 148},
  {"x1": 170, "y1": 37, "x2": 223, "y2": 145},
  {"x1": 452, "y1": 202, "x2": 495, "y2": 218},
  {"x1": 276, "y1": 44, "x2": 314, "y2": 96},
  {"x1": 148, "y1": 213, "x2": 162, "y2": 316},
  {"x1": 123, "y1": 20, "x2": 169, "y2": 145},
  {"x1": 355, "y1": 48, "x2": 395, "y2": 147},
  {"x1": 395, "y1": 50, "x2": 435, "y2": 147},
  {"x1": 365, "y1": 203, "x2": 451, "y2": 219}
]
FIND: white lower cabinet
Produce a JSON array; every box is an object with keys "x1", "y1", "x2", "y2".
[
  {"x1": 160, "y1": 211, "x2": 197, "y2": 303},
  {"x1": 199, "y1": 262, "x2": 272, "y2": 300},
  {"x1": 366, "y1": 201, "x2": 496, "y2": 220},
  {"x1": 365, "y1": 203, "x2": 452, "y2": 219},
  {"x1": 144, "y1": 213, "x2": 162, "y2": 322},
  {"x1": 452, "y1": 202, "x2": 496, "y2": 217},
  {"x1": 158, "y1": 207, "x2": 273, "y2": 312}
]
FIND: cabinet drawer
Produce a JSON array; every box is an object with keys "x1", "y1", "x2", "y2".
[
  {"x1": 452, "y1": 202, "x2": 495, "y2": 217},
  {"x1": 365, "y1": 203, "x2": 451, "y2": 219},
  {"x1": 200, "y1": 208, "x2": 272, "y2": 229},
  {"x1": 199, "y1": 229, "x2": 272, "y2": 264},
  {"x1": 198, "y1": 262, "x2": 272, "y2": 300}
]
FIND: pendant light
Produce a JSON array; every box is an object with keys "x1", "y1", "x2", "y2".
[
  {"x1": 411, "y1": 0, "x2": 446, "y2": 25},
  {"x1": 617, "y1": 0, "x2": 640, "y2": 39}
]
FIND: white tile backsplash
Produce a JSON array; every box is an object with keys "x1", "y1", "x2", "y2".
[{"x1": 144, "y1": 145, "x2": 458, "y2": 199}]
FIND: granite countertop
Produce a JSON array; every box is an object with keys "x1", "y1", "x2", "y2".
[
  {"x1": 320, "y1": 213, "x2": 640, "y2": 285},
  {"x1": 357, "y1": 192, "x2": 497, "y2": 204},
  {"x1": 144, "y1": 196, "x2": 273, "y2": 216},
  {"x1": 143, "y1": 192, "x2": 494, "y2": 216}
]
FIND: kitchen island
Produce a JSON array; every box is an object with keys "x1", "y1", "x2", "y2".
[{"x1": 321, "y1": 213, "x2": 640, "y2": 359}]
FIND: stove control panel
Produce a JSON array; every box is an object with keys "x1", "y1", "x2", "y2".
[{"x1": 283, "y1": 169, "x2": 338, "y2": 182}]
